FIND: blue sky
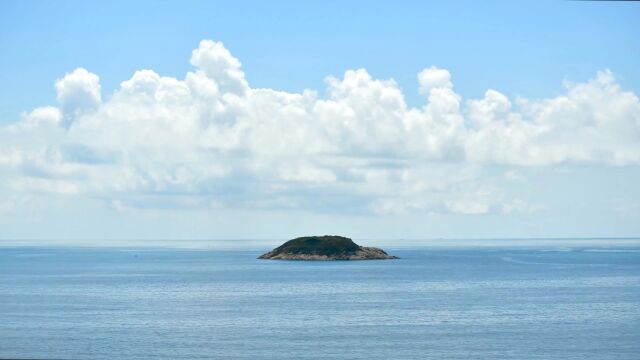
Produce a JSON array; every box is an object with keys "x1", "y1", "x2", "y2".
[{"x1": 0, "y1": 1, "x2": 639, "y2": 243}]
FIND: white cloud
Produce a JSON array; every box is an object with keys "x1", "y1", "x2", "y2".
[
  {"x1": 463, "y1": 70, "x2": 640, "y2": 166},
  {"x1": 1, "y1": 40, "x2": 639, "y2": 217},
  {"x1": 467, "y1": 89, "x2": 511, "y2": 125},
  {"x1": 55, "y1": 68, "x2": 102, "y2": 124},
  {"x1": 418, "y1": 66, "x2": 453, "y2": 94},
  {"x1": 190, "y1": 40, "x2": 248, "y2": 95},
  {"x1": 18, "y1": 106, "x2": 63, "y2": 129}
]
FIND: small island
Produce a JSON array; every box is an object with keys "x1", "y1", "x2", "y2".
[{"x1": 258, "y1": 235, "x2": 398, "y2": 260}]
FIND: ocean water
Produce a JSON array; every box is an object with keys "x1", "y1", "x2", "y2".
[{"x1": 1, "y1": 246, "x2": 639, "y2": 359}]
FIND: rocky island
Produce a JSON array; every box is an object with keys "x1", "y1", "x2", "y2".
[{"x1": 258, "y1": 235, "x2": 398, "y2": 260}]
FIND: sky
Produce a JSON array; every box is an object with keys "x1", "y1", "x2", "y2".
[{"x1": 0, "y1": 1, "x2": 639, "y2": 244}]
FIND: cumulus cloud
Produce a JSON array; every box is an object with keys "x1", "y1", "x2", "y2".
[
  {"x1": 55, "y1": 68, "x2": 102, "y2": 124},
  {"x1": 418, "y1": 66, "x2": 453, "y2": 94},
  {"x1": 18, "y1": 106, "x2": 63, "y2": 129},
  {"x1": 1, "y1": 40, "x2": 639, "y2": 216},
  {"x1": 190, "y1": 40, "x2": 248, "y2": 95}
]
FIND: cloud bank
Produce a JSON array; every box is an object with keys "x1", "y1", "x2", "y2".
[{"x1": 1, "y1": 40, "x2": 639, "y2": 216}]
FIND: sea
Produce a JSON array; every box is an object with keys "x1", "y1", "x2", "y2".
[{"x1": 1, "y1": 242, "x2": 639, "y2": 359}]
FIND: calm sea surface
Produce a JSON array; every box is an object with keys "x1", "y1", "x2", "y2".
[{"x1": 1, "y1": 246, "x2": 639, "y2": 359}]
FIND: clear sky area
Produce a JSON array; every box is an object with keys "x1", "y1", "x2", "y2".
[{"x1": 0, "y1": 1, "x2": 639, "y2": 244}]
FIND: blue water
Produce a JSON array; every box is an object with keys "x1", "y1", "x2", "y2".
[{"x1": 1, "y1": 246, "x2": 639, "y2": 359}]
